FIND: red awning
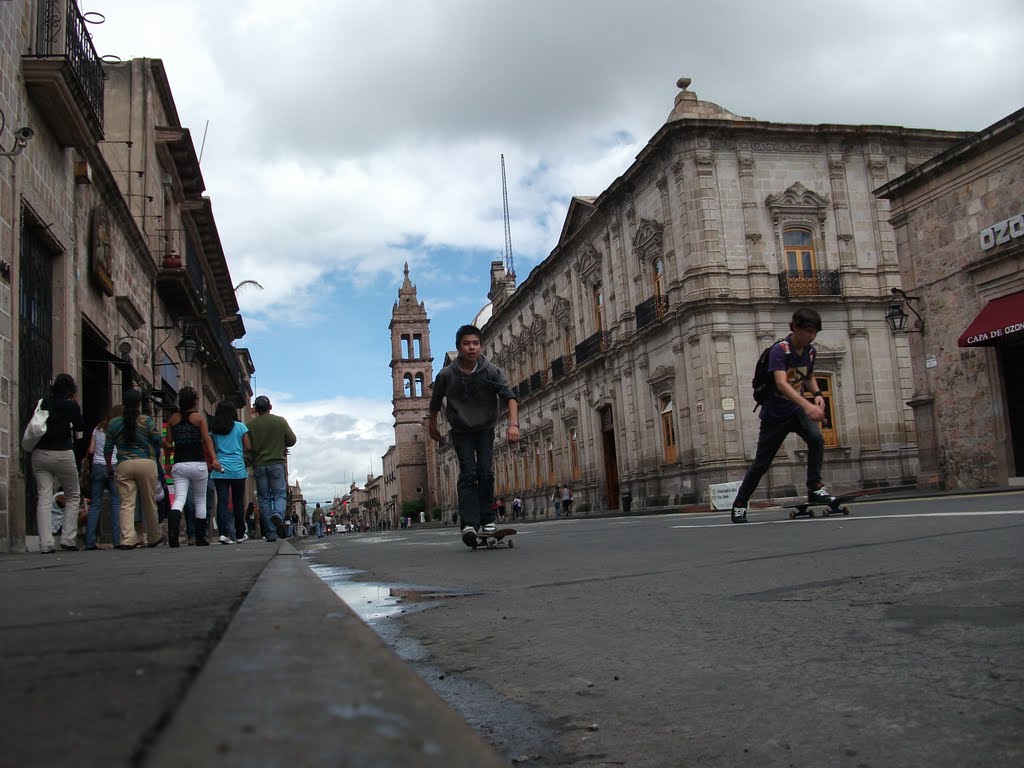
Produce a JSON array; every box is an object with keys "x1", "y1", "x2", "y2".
[{"x1": 957, "y1": 292, "x2": 1024, "y2": 347}]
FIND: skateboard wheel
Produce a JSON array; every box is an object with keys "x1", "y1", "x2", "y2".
[
  {"x1": 508, "y1": 539, "x2": 514, "y2": 548},
  {"x1": 808, "y1": 509, "x2": 815, "y2": 518},
  {"x1": 789, "y1": 510, "x2": 796, "y2": 519},
  {"x1": 842, "y1": 507, "x2": 850, "y2": 516}
]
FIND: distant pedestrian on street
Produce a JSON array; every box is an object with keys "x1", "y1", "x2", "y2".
[
  {"x1": 247, "y1": 395, "x2": 296, "y2": 542},
  {"x1": 246, "y1": 501, "x2": 257, "y2": 538},
  {"x1": 427, "y1": 324, "x2": 519, "y2": 547},
  {"x1": 312, "y1": 503, "x2": 325, "y2": 538},
  {"x1": 511, "y1": 494, "x2": 523, "y2": 520},
  {"x1": 551, "y1": 486, "x2": 561, "y2": 518},
  {"x1": 165, "y1": 387, "x2": 222, "y2": 546},
  {"x1": 84, "y1": 404, "x2": 123, "y2": 550},
  {"x1": 29, "y1": 373, "x2": 84, "y2": 553},
  {"x1": 105, "y1": 389, "x2": 165, "y2": 548},
  {"x1": 729, "y1": 307, "x2": 833, "y2": 523},
  {"x1": 210, "y1": 401, "x2": 251, "y2": 544},
  {"x1": 560, "y1": 485, "x2": 573, "y2": 517}
]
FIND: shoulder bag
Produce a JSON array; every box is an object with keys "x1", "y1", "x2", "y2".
[{"x1": 21, "y1": 399, "x2": 49, "y2": 452}]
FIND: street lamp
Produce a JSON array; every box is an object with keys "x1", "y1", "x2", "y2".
[
  {"x1": 175, "y1": 334, "x2": 201, "y2": 363},
  {"x1": 885, "y1": 288, "x2": 924, "y2": 334}
]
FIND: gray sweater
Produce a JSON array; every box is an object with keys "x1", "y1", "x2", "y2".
[{"x1": 429, "y1": 355, "x2": 517, "y2": 433}]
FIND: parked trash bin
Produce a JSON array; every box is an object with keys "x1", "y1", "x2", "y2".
[{"x1": 621, "y1": 490, "x2": 632, "y2": 513}]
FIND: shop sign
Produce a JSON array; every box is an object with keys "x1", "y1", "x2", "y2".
[{"x1": 979, "y1": 212, "x2": 1024, "y2": 251}]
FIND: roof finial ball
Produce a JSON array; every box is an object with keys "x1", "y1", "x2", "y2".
[{"x1": 677, "y1": 76, "x2": 692, "y2": 91}]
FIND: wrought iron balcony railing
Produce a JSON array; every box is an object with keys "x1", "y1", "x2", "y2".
[
  {"x1": 530, "y1": 371, "x2": 544, "y2": 391},
  {"x1": 635, "y1": 294, "x2": 669, "y2": 330},
  {"x1": 517, "y1": 379, "x2": 530, "y2": 399},
  {"x1": 778, "y1": 270, "x2": 841, "y2": 298},
  {"x1": 202, "y1": 283, "x2": 245, "y2": 399},
  {"x1": 575, "y1": 330, "x2": 612, "y2": 367},
  {"x1": 30, "y1": 0, "x2": 104, "y2": 134}
]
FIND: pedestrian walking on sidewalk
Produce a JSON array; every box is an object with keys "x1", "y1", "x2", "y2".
[
  {"x1": 560, "y1": 485, "x2": 573, "y2": 517},
  {"x1": 165, "y1": 387, "x2": 222, "y2": 545},
  {"x1": 312, "y1": 503, "x2": 325, "y2": 538},
  {"x1": 104, "y1": 389, "x2": 164, "y2": 548},
  {"x1": 29, "y1": 373, "x2": 85, "y2": 553},
  {"x1": 729, "y1": 307, "x2": 834, "y2": 523},
  {"x1": 84, "y1": 405, "x2": 123, "y2": 549},
  {"x1": 427, "y1": 324, "x2": 519, "y2": 546},
  {"x1": 210, "y1": 401, "x2": 251, "y2": 544},
  {"x1": 246, "y1": 395, "x2": 296, "y2": 541}
]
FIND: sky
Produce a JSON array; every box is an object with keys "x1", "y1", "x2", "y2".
[{"x1": 88, "y1": 0, "x2": 1024, "y2": 504}]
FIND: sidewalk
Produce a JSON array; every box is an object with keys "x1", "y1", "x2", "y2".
[{"x1": 0, "y1": 541, "x2": 507, "y2": 768}]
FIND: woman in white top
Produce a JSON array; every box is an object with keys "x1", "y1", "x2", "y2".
[{"x1": 85, "y1": 405, "x2": 123, "y2": 549}]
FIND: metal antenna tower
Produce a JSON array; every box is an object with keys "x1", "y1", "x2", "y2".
[{"x1": 501, "y1": 154, "x2": 515, "y2": 278}]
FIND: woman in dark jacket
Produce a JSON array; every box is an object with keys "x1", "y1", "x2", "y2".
[{"x1": 31, "y1": 374, "x2": 85, "y2": 553}]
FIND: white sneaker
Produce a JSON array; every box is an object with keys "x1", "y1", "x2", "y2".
[
  {"x1": 235, "y1": 534, "x2": 248, "y2": 543},
  {"x1": 218, "y1": 535, "x2": 234, "y2": 545},
  {"x1": 482, "y1": 522, "x2": 497, "y2": 534}
]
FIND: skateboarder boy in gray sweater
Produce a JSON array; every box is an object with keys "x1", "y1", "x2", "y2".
[{"x1": 428, "y1": 324, "x2": 519, "y2": 546}]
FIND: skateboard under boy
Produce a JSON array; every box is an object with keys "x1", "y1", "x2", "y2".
[
  {"x1": 464, "y1": 527, "x2": 517, "y2": 549},
  {"x1": 783, "y1": 490, "x2": 877, "y2": 519}
]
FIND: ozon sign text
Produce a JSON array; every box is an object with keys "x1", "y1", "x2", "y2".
[{"x1": 979, "y1": 212, "x2": 1024, "y2": 250}]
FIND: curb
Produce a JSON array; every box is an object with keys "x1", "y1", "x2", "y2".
[{"x1": 145, "y1": 541, "x2": 507, "y2": 768}]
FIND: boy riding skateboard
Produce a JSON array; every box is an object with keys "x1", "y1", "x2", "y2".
[
  {"x1": 428, "y1": 325, "x2": 520, "y2": 546},
  {"x1": 730, "y1": 308, "x2": 835, "y2": 523}
]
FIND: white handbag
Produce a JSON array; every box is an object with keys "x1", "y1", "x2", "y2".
[{"x1": 21, "y1": 398, "x2": 49, "y2": 452}]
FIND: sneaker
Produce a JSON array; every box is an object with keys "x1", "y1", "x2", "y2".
[
  {"x1": 808, "y1": 486, "x2": 836, "y2": 506},
  {"x1": 187, "y1": 537, "x2": 196, "y2": 546},
  {"x1": 271, "y1": 515, "x2": 288, "y2": 540},
  {"x1": 482, "y1": 522, "x2": 497, "y2": 534},
  {"x1": 218, "y1": 535, "x2": 234, "y2": 545},
  {"x1": 264, "y1": 536, "x2": 278, "y2": 543},
  {"x1": 730, "y1": 506, "x2": 748, "y2": 524},
  {"x1": 236, "y1": 534, "x2": 248, "y2": 544},
  {"x1": 461, "y1": 525, "x2": 479, "y2": 546}
]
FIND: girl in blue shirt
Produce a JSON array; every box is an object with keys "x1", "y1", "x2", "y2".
[{"x1": 210, "y1": 401, "x2": 252, "y2": 544}]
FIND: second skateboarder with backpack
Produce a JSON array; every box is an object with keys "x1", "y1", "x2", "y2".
[{"x1": 730, "y1": 307, "x2": 834, "y2": 523}]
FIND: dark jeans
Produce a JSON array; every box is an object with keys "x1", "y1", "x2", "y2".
[
  {"x1": 214, "y1": 478, "x2": 247, "y2": 540},
  {"x1": 733, "y1": 410, "x2": 825, "y2": 507},
  {"x1": 452, "y1": 429, "x2": 495, "y2": 529}
]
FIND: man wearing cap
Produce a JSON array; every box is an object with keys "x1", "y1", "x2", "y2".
[{"x1": 246, "y1": 395, "x2": 297, "y2": 541}]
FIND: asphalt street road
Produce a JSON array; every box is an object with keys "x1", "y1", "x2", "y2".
[{"x1": 298, "y1": 492, "x2": 1024, "y2": 768}]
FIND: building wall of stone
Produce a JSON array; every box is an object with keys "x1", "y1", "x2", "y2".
[
  {"x1": 434, "y1": 113, "x2": 964, "y2": 516},
  {"x1": 884, "y1": 128, "x2": 1024, "y2": 487},
  {"x1": 0, "y1": 2, "x2": 87, "y2": 549}
]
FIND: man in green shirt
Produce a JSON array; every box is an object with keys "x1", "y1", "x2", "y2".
[{"x1": 247, "y1": 395, "x2": 297, "y2": 541}]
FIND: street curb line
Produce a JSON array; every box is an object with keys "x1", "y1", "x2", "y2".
[{"x1": 145, "y1": 544, "x2": 507, "y2": 767}]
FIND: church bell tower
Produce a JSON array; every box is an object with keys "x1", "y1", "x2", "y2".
[{"x1": 389, "y1": 263, "x2": 432, "y2": 511}]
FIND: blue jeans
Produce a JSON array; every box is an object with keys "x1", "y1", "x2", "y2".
[
  {"x1": 451, "y1": 429, "x2": 495, "y2": 529},
  {"x1": 313, "y1": 521, "x2": 323, "y2": 537},
  {"x1": 254, "y1": 463, "x2": 287, "y2": 539},
  {"x1": 86, "y1": 467, "x2": 121, "y2": 548},
  {"x1": 214, "y1": 478, "x2": 247, "y2": 540}
]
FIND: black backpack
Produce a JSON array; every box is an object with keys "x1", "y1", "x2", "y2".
[{"x1": 751, "y1": 339, "x2": 787, "y2": 412}]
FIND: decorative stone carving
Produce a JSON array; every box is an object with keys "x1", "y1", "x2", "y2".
[
  {"x1": 552, "y1": 296, "x2": 571, "y2": 324},
  {"x1": 838, "y1": 233, "x2": 853, "y2": 243},
  {"x1": 577, "y1": 244, "x2": 602, "y2": 279},
  {"x1": 632, "y1": 218, "x2": 664, "y2": 262},
  {"x1": 646, "y1": 364, "x2": 675, "y2": 389},
  {"x1": 765, "y1": 182, "x2": 830, "y2": 223},
  {"x1": 745, "y1": 232, "x2": 762, "y2": 244}
]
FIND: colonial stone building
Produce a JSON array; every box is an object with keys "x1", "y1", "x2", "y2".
[
  {"x1": 387, "y1": 264, "x2": 432, "y2": 515},
  {"x1": 876, "y1": 107, "x2": 1024, "y2": 489},
  {"x1": 1, "y1": 1, "x2": 252, "y2": 551},
  {"x1": 433, "y1": 79, "x2": 967, "y2": 517}
]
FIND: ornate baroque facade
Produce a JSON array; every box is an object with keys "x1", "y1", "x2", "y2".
[{"x1": 433, "y1": 79, "x2": 967, "y2": 517}]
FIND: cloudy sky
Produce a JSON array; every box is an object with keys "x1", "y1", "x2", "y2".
[{"x1": 89, "y1": 0, "x2": 1024, "y2": 503}]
